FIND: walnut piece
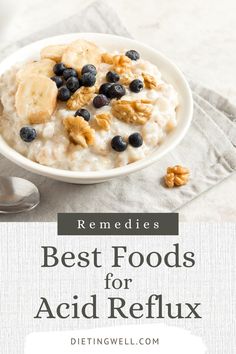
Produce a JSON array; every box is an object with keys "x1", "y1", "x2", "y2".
[
  {"x1": 95, "y1": 113, "x2": 112, "y2": 130},
  {"x1": 142, "y1": 72, "x2": 158, "y2": 89},
  {"x1": 67, "y1": 86, "x2": 95, "y2": 110},
  {"x1": 112, "y1": 55, "x2": 132, "y2": 74},
  {"x1": 63, "y1": 115, "x2": 95, "y2": 147},
  {"x1": 101, "y1": 53, "x2": 113, "y2": 64},
  {"x1": 164, "y1": 165, "x2": 190, "y2": 188},
  {"x1": 101, "y1": 53, "x2": 132, "y2": 74},
  {"x1": 111, "y1": 99, "x2": 153, "y2": 125},
  {"x1": 119, "y1": 71, "x2": 137, "y2": 85}
]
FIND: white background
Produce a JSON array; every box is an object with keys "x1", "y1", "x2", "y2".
[
  {"x1": 0, "y1": 0, "x2": 236, "y2": 221},
  {"x1": 25, "y1": 324, "x2": 207, "y2": 353},
  {"x1": 0, "y1": 223, "x2": 235, "y2": 354}
]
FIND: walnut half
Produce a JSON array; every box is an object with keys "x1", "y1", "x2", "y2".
[
  {"x1": 63, "y1": 115, "x2": 95, "y2": 147},
  {"x1": 101, "y1": 53, "x2": 132, "y2": 75},
  {"x1": 67, "y1": 86, "x2": 95, "y2": 110},
  {"x1": 119, "y1": 71, "x2": 137, "y2": 85},
  {"x1": 112, "y1": 55, "x2": 132, "y2": 74},
  {"x1": 142, "y1": 72, "x2": 158, "y2": 89},
  {"x1": 111, "y1": 99, "x2": 153, "y2": 125},
  {"x1": 164, "y1": 165, "x2": 190, "y2": 188},
  {"x1": 95, "y1": 113, "x2": 112, "y2": 130},
  {"x1": 101, "y1": 52, "x2": 113, "y2": 64}
]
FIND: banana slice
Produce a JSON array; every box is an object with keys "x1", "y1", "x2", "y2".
[
  {"x1": 62, "y1": 39, "x2": 101, "y2": 73},
  {"x1": 16, "y1": 59, "x2": 56, "y2": 83},
  {"x1": 15, "y1": 74, "x2": 58, "y2": 124},
  {"x1": 40, "y1": 44, "x2": 67, "y2": 62}
]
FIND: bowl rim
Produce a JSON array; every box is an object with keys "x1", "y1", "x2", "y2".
[{"x1": 0, "y1": 32, "x2": 193, "y2": 180}]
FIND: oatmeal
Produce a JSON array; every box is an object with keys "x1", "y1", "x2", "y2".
[{"x1": 0, "y1": 39, "x2": 179, "y2": 171}]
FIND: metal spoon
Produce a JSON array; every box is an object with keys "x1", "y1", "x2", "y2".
[{"x1": 0, "y1": 177, "x2": 40, "y2": 214}]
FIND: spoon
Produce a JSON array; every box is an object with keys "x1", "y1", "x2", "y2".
[{"x1": 0, "y1": 176, "x2": 40, "y2": 214}]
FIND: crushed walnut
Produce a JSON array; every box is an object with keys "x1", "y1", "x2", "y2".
[
  {"x1": 63, "y1": 115, "x2": 95, "y2": 147},
  {"x1": 111, "y1": 99, "x2": 153, "y2": 125},
  {"x1": 101, "y1": 52, "x2": 114, "y2": 64},
  {"x1": 102, "y1": 53, "x2": 132, "y2": 76},
  {"x1": 119, "y1": 71, "x2": 137, "y2": 85},
  {"x1": 95, "y1": 113, "x2": 112, "y2": 131},
  {"x1": 111, "y1": 55, "x2": 132, "y2": 74},
  {"x1": 142, "y1": 72, "x2": 158, "y2": 89},
  {"x1": 164, "y1": 165, "x2": 190, "y2": 188},
  {"x1": 67, "y1": 86, "x2": 95, "y2": 110}
]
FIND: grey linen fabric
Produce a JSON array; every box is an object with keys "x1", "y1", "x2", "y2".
[{"x1": 0, "y1": 1, "x2": 235, "y2": 221}]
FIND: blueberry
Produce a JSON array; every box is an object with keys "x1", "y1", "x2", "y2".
[
  {"x1": 99, "y1": 83, "x2": 113, "y2": 97},
  {"x1": 107, "y1": 84, "x2": 126, "y2": 99},
  {"x1": 63, "y1": 68, "x2": 78, "y2": 80},
  {"x1": 125, "y1": 50, "x2": 140, "y2": 61},
  {"x1": 50, "y1": 76, "x2": 64, "y2": 88},
  {"x1": 20, "y1": 127, "x2": 37, "y2": 143},
  {"x1": 129, "y1": 79, "x2": 143, "y2": 93},
  {"x1": 81, "y1": 64, "x2": 97, "y2": 76},
  {"x1": 93, "y1": 94, "x2": 109, "y2": 108},
  {"x1": 106, "y1": 71, "x2": 120, "y2": 83},
  {"x1": 111, "y1": 136, "x2": 127, "y2": 152},
  {"x1": 128, "y1": 132, "x2": 143, "y2": 147},
  {"x1": 57, "y1": 86, "x2": 71, "y2": 101},
  {"x1": 66, "y1": 77, "x2": 80, "y2": 92},
  {"x1": 53, "y1": 63, "x2": 66, "y2": 76},
  {"x1": 81, "y1": 72, "x2": 96, "y2": 87},
  {"x1": 74, "y1": 108, "x2": 90, "y2": 121}
]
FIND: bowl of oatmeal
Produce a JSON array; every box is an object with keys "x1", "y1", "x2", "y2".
[{"x1": 0, "y1": 33, "x2": 193, "y2": 184}]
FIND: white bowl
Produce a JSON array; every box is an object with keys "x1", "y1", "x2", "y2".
[{"x1": 0, "y1": 33, "x2": 193, "y2": 184}]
